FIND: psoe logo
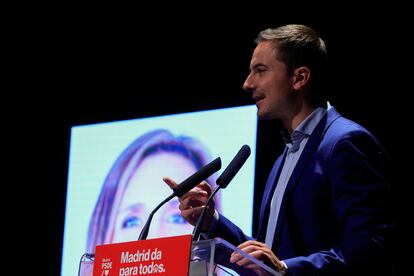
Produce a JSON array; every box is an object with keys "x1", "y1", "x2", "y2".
[{"x1": 101, "y1": 260, "x2": 112, "y2": 275}]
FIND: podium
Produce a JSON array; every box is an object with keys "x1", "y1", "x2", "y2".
[
  {"x1": 79, "y1": 235, "x2": 280, "y2": 276},
  {"x1": 190, "y1": 238, "x2": 280, "y2": 276}
]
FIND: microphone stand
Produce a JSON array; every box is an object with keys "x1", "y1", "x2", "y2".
[
  {"x1": 138, "y1": 194, "x2": 174, "y2": 240},
  {"x1": 192, "y1": 186, "x2": 221, "y2": 242}
]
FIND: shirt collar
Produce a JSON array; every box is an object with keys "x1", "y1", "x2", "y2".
[
  {"x1": 295, "y1": 106, "x2": 327, "y2": 136},
  {"x1": 280, "y1": 105, "x2": 328, "y2": 148}
]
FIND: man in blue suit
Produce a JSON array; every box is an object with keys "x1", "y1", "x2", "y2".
[{"x1": 164, "y1": 24, "x2": 394, "y2": 275}]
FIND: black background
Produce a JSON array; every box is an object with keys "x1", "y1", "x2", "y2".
[{"x1": 16, "y1": 4, "x2": 410, "y2": 275}]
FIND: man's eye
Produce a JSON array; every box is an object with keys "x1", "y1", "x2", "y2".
[
  {"x1": 166, "y1": 213, "x2": 186, "y2": 224},
  {"x1": 122, "y1": 216, "x2": 143, "y2": 228}
]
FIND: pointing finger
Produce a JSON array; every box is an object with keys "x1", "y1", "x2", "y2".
[{"x1": 163, "y1": 177, "x2": 178, "y2": 189}]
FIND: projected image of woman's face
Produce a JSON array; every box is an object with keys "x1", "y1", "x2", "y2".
[{"x1": 112, "y1": 152, "x2": 197, "y2": 242}]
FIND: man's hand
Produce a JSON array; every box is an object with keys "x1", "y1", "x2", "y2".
[
  {"x1": 163, "y1": 177, "x2": 215, "y2": 228},
  {"x1": 230, "y1": 240, "x2": 287, "y2": 275}
]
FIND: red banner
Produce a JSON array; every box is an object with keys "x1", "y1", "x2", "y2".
[{"x1": 93, "y1": 234, "x2": 192, "y2": 276}]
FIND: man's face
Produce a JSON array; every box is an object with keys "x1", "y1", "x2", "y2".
[{"x1": 243, "y1": 41, "x2": 295, "y2": 121}]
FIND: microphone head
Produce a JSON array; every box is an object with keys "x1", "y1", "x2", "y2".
[
  {"x1": 173, "y1": 157, "x2": 221, "y2": 197},
  {"x1": 216, "y1": 145, "x2": 250, "y2": 188}
]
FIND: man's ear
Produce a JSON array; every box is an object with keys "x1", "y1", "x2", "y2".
[{"x1": 291, "y1": 66, "x2": 310, "y2": 90}]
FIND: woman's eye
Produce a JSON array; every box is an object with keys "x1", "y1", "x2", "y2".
[
  {"x1": 166, "y1": 213, "x2": 186, "y2": 224},
  {"x1": 122, "y1": 216, "x2": 142, "y2": 228}
]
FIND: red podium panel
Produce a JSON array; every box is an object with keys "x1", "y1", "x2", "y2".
[{"x1": 93, "y1": 234, "x2": 192, "y2": 276}]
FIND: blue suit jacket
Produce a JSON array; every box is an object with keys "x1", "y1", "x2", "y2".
[{"x1": 213, "y1": 107, "x2": 394, "y2": 275}]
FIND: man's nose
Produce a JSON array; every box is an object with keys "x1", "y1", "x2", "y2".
[{"x1": 243, "y1": 74, "x2": 255, "y2": 92}]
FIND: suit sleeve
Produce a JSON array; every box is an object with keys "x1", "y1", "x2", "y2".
[
  {"x1": 207, "y1": 213, "x2": 252, "y2": 246},
  {"x1": 284, "y1": 130, "x2": 394, "y2": 275}
]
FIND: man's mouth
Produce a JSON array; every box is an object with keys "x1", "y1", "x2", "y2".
[{"x1": 252, "y1": 95, "x2": 265, "y2": 104}]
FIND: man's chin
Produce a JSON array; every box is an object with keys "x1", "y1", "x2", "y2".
[{"x1": 257, "y1": 110, "x2": 271, "y2": 120}]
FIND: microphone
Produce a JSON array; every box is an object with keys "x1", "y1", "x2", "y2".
[
  {"x1": 172, "y1": 156, "x2": 222, "y2": 197},
  {"x1": 138, "y1": 157, "x2": 221, "y2": 240},
  {"x1": 216, "y1": 144, "x2": 251, "y2": 188},
  {"x1": 192, "y1": 145, "x2": 251, "y2": 241}
]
